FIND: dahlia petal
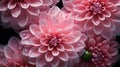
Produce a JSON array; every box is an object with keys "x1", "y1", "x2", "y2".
[
  {"x1": 88, "y1": 38, "x2": 96, "y2": 47},
  {"x1": 19, "y1": 30, "x2": 32, "y2": 39},
  {"x1": 84, "y1": 20, "x2": 94, "y2": 30},
  {"x1": 28, "y1": 37, "x2": 40, "y2": 46},
  {"x1": 39, "y1": 13, "x2": 50, "y2": 33},
  {"x1": 1, "y1": 11, "x2": 12, "y2": 23},
  {"x1": 75, "y1": 12, "x2": 86, "y2": 21},
  {"x1": 92, "y1": 18, "x2": 100, "y2": 25},
  {"x1": 48, "y1": 46, "x2": 55, "y2": 51},
  {"x1": 22, "y1": 46, "x2": 32, "y2": 56},
  {"x1": 93, "y1": 25, "x2": 103, "y2": 34},
  {"x1": 98, "y1": 14, "x2": 105, "y2": 20},
  {"x1": 40, "y1": 38, "x2": 49, "y2": 46},
  {"x1": 109, "y1": 22, "x2": 116, "y2": 31},
  {"x1": 80, "y1": 33, "x2": 88, "y2": 41},
  {"x1": 63, "y1": 1, "x2": 73, "y2": 11},
  {"x1": 48, "y1": 6, "x2": 60, "y2": 17},
  {"x1": 42, "y1": 0, "x2": 53, "y2": 6},
  {"x1": 38, "y1": 46, "x2": 47, "y2": 53},
  {"x1": 103, "y1": 20, "x2": 111, "y2": 28},
  {"x1": 8, "y1": 37, "x2": 21, "y2": 52},
  {"x1": 74, "y1": 4, "x2": 85, "y2": 12},
  {"x1": 85, "y1": 12, "x2": 93, "y2": 19},
  {"x1": 29, "y1": 0, "x2": 43, "y2": 7},
  {"x1": 30, "y1": 24, "x2": 41, "y2": 38},
  {"x1": 67, "y1": 51, "x2": 78, "y2": 58},
  {"x1": 20, "y1": 1, "x2": 29, "y2": 9},
  {"x1": 13, "y1": 54, "x2": 25, "y2": 64},
  {"x1": 101, "y1": 29, "x2": 113, "y2": 39},
  {"x1": 11, "y1": 6, "x2": 21, "y2": 17},
  {"x1": 4, "y1": 46, "x2": 14, "y2": 59},
  {"x1": 74, "y1": 41, "x2": 85, "y2": 52},
  {"x1": 36, "y1": 55, "x2": 46, "y2": 67},
  {"x1": 58, "y1": 52, "x2": 69, "y2": 61},
  {"x1": 29, "y1": 47, "x2": 40, "y2": 57},
  {"x1": 57, "y1": 44, "x2": 65, "y2": 51},
  {"x1": 109, "y1": 48, "x2": 118, "y2": 56},
  {"x1": 63, "y1": 44, "x2": 74, "y2": 51},
  {"x1": 52, "y1": 50, "x2": 59, "y2": 56},
  {"x1": 8, "y1": 0, "x2": 16, "y2": 9},
  {"x1": 51, "y1": 59, "x2": 60, "y2": 67},
  {"x1": 45, "y1": 52, "x2": 54, "y2": 62},
  {"x1": 103, "y1": 11, "x2": 111, "y2": 18},
  {"x1": 17, "y1": 12, "x2": 29, "y2": 27},
  {"x1": 0, "y1": 0, "x2": 7, "y2": 11},
  {"x1": 27, "y1": 6, "x2": 40, "y2": 16},
  {"x1": 29, "y1": 58, "x2": 36, "y2": 65}
]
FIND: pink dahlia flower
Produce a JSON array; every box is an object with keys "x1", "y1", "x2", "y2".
[
  {"x1": 3, "y1": 37, "x2": 35, "y2": 67},
  {"x1": 74, "y1": 36, "x2": 119, "y2": 67},
  {"x1": 20, "y1": 6, "x2": 87, "y2": 67},
  {"x1": 0, "y1": 0, "x2": 59, "y2": 29},
  {"x1": 63, "y1": 0, "x2": 120, "y2": 39}
]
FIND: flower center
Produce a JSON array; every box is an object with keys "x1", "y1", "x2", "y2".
[
  {"x1": 89, "y1": 1, "x2": 105, "y2": 14},
  {"x1": 81, "y1": 50, "x2": 92, "y2": 61},
  {"x1": 49, "y1": 36, "x2": 59, "y2": 47}
]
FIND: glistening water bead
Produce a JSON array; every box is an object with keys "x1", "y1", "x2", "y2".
[{"x1": 81, "y1": 50, "x2": 92, "y2": 61}]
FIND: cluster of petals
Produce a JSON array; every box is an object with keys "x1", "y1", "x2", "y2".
[
  {"x1": 20, "y1": 6, "x2": 87, "y2": 67},
  {"x1": 75, "y1": 35, "x2": 119, "y2": 67},
  {"x1": 63, "y1": 0, "x2": 120, "y2": 39},
  {"x1": 0, "y1": 37, "x2": 35, "y2": 67},
  {"x1": 0, "y1": 0, "x2": 60, "y2": 29}
]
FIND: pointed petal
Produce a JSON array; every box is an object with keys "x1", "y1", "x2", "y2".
[
  {"x1": 8, "y1": 37, "x2": 22, "y2": 52},
  {"x1": 92, "y1": 16, "x2": 100, "y2": 25},
  {"x1": 27, "y1": 6, "x2": 40, "y2": 16},
  {"x1": 98, "y1": 14, "x2": 105, "y2": 20},
  {"x1": 29, "y1": 58, "x2": 36, "y2": 65},
  {"x1": 19, "y1": 30, "x2": 31, "y2": 39},
  {"x1": 20, "y1": 1, "x2": 29, "y2": 9},
  {"x1": 42, "y1": 0, "x2": 53, "y2": 6},
  {"x1": 101, "y1": 29, "x2": 113, "y2": 39},
  {"x1": 103, "y1": 10, "x2": 111, "y2": 17},
  {"x1": 36, "y1": 55, "x2": 46, "y2": 67},
  {"x1": 84, "y1": 20, "x2": 94, "y2": 30},
  {"x1": 11, "y1": 6, "x2": 21, "y2": 17},
  {"x1": 4, "y1": 46, "x2": 14, "y2": 59},
  {"x1": 67, "y1": 51, "x2": 78, "y2": 58},
  {"x1": 63, "y1": 44, "x2": 74, "y2": 51},
  {"x1": 22, "y1": 46, "x2": 32, "y2": 56},
  {"x1": 29, "y1": 0, "x2": 43, "y2": 7},
  {"x1": 88, "y1": 38, "x2": 96, "y2": 47},
  {"x1": 52, "y1": 50, "x2": 59, "y2": 56},
  {"x1": 48, "y1": 6, "x2": 60, "y2": 17},
  {"x1": 0, "y1": 0, "x2": 7, "y2": 11},
  {"x1": 58, "y1": 52, "x2": 68, "y2": 61},
  {"x1": 38, "y1": 46, "x2": 47, "y2": 53},
  {"x1": 17, "y1": 12, "x2": 28, "y2": 27},
  {"x1": 57, "y1": 44, "x2": 65, "y2": 51},
  {"x1": 103, "y1": 20, "x2": 111, "y2": 28},
  {"x1": 29, "y1": 47, "x2": 40, "y2": 57},
  {"x1": 30, "y1": 24, "x2": 41, "y2": 38},
  {"x1": 73, "y1": 4, "x2": 85, "y2": 12},
  {"x1": 73, "y1": 41, "x2": 85, "y2": 52},
  {"x1": 51, "y1": 59, "x2": 60, "y2": 67},
  {"x1": 8, "y1": 0, "x2": 16, "y2": 9},
  {"x1": 93, "y1": 25, "x2": 103, "y2": 34},
  {"x1": 45, "y1": 52, "x2": 54, "y2": 62},
  {"x1": 85, "y1": 12, "x2": 93, "y2": 19}
]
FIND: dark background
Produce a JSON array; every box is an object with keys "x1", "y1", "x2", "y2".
[{"x1": 0, "y1": 0, "x2": 119, "y2": 67}]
